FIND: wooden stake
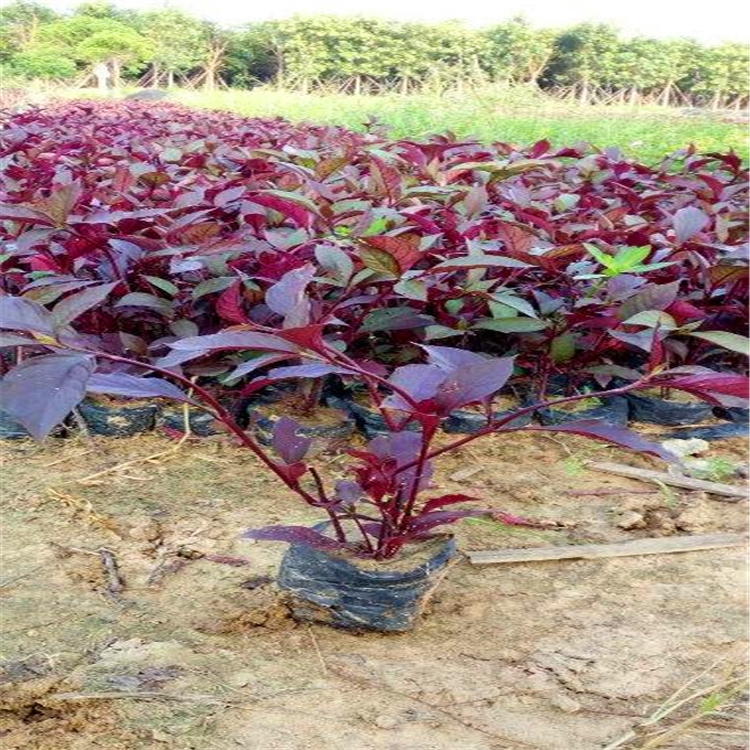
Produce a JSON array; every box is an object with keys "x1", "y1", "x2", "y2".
[
  {"x1": 466, "y1": 533, "x2": 747, "y2": 566},
  {"x1": 589, "y1": 461, "x2": 748, "y2": 500}
]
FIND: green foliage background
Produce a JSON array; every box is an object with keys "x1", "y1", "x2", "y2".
[{"x1": 0, "y1": 1, "x2": 747, "y2": 107}]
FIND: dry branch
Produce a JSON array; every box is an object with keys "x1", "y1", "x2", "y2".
[
  {"x1": 588, "y1": 462, "x2": 748, "y2": 500},
  {"x1": 466, "y1": 533, "x2": 747, "y2": 565}
]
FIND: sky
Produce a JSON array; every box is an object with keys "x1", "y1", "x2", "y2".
[{"x1": 40, "y1": 0, "x2": 750, "y2": 43}]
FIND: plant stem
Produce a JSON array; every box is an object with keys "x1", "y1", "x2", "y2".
[
  {"x1": 79, "y1": 350, "x2": 321, "y2": 507},
  {"x1": 394, "y1": 381, "x2": 646, "y2": 475},
  {"x1": 397, "y1": 423, "x2": 436, "y2": 531}
]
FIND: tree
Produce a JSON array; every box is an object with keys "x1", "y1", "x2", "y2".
[
  {"x1": 137, "y1": 8, "x2": 208, "y2": 87},
  {"x1": 546, "y1": 23, "x2": 621, "y2": 102},
  {"x1": 193, "y1": 23, "x2": 232, "y2": 92},
  {"x1": 39, "y1": 16, "x2": 150, "y2": 88},
  {"x1": 76, "y1": 26, "x2": 150, "y2": 87},
  {"x1": 7, "y1": 46, "x2": 77, "y2": 79},
  {"x1": 484, "y1": 17, "x2": 558, "y2": 84},
  {"x1": 692, "y1": 42, "x2": 750, "y2": 108},
  {"x1": 0, "y1": 1, "x2": 58, "y2": 61}
]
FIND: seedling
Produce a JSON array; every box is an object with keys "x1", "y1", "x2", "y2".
[{"x1": 3, "y1": 292, "x2": 746, "y2": 561}]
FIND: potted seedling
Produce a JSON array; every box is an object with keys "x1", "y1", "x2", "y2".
[{"x1": 2, "y1": 295, "x2": 748, "y2": 632}]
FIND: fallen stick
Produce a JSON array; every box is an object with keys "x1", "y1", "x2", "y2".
[
  {"x1": 97, "y1": 547, "x2": 125, "y2": 600},
  {"x1": 588, "y1": 461, "x2": 748, "y2": 500},
  {"x1": 561, "y1": 488, "x2": 659, "y2": 496},
  {"x1": 466, "y1": 533, "x2": 747, "y2": 565},
  {"x1": 146, "y1": 556, "x2": 190, "y2": 587},
  {"x1": 48, "y1": 691, "x2": 233, "y2": 705}
]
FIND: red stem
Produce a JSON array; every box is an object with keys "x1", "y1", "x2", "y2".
[
  {"x1": 394, "y1": 381, "x2": 646, "y2": 474},
  {"x1": 76, "y1": 349, "x2": 322, "y2": 506},
  {"x1": 397, "y1": 423, "x2": 437, "y2": 532}
]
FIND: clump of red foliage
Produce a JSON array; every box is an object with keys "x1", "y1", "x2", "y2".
[{"x1": 1, "y1": 101, "x2": 748, "y2": 558}]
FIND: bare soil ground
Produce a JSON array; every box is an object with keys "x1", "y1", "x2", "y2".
[{"x1": 0, "y1": 429, "x2": 747, "y2": 750}]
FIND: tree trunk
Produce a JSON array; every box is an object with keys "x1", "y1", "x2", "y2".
[
  {"x1": 94, "y1": 63, "x2": 109, "y2": 92},
  {"x1": 711, "y1": 91, "x2": 722, "y2": 111},
  {"x1": 628, "y1": 88, "x2": 639, "y2": 106},
  {"x1": 659, "y1": 81, "x2": 672, "y2": 106},
  {"x1": 301, "y1": 77, "x2": 309, "y2": 95},
  {"x1": 167, "y1": 70, "x2": 174, "y2": 88},
  {"x1": 579, "y1": 80, "x2": 589, "y2": 105},
  {"x1": 201, "y1": 41, "x2": 226, "y2": 92},
  {"x1": 400, "y1": 76, "x2": 408, "y2": 95},
  {"x1": 111, "y1": 58, "x2": 121, "y2": 93},
  {"x1": 151, "y1": 63, "x2": 159, "y2": 88}
]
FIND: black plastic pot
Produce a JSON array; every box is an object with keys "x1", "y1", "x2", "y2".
[
  {"x1": 157, "y1": 406, "x2": 222, "y2": 437},
  {"x1": 325, "y1": 397, "x2": 420, "y2": 440},
  {"x1": 442, "y1": 408, "x2": 533, "y2": 434},
  {"x1": 0, "y1": 411, "x2": 30, "y2": 440},
  {"x1": 77, "y1": 399, "x2": 158, "y2": 437},
  {"x1": 660, "y1": 423, "x2": 748, "y2": 442},
  {"x1": 714, "y1": 406, "x2": 750, "y2": 425},
  {"x1": 250, "y1": 412, "x2": 356, "y2": 446},
  {"x1": 537, "y1": 396, "x2": 630, "y2": 427},
  {"x1": 278, "y1": 533, "x2": 458, "y2": 632},
  {"x1": 626, "y1": 393, "x2": 713, "y2": 427}
]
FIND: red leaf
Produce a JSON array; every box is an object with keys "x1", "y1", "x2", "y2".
[
  {"x1": 422, "y1": 494, "x2": 480, "y2": 513},
  {"x1": 248, "y1": 194, "x2": 314, "y2": 228},
  {"x1": 496, "y1": 222, "x2": 537, "y2": 254},
  {"x1": 369, "y1": 156, "x2": 402, "y2": 205},
  {"x1": 216, "y1": 281, "x2": 249, "y2": 325},
  {"x1": 359, "y1": 235, "x2": 422, "y2": 274}
]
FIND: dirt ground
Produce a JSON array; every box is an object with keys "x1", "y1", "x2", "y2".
[{"x1": 0, "y1": 427, "x2": 747, "y2": 750}]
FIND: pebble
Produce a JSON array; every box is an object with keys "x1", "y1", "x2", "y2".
[
  {"x1": 374, "y1": 714, "x2": 399, "y2": 729},
  {"x1": 616, "y1": 510, "x2": 646, "y2": 530},
  {"x1": 550, "y1": 693, "x2": 582, "y2": 713}
]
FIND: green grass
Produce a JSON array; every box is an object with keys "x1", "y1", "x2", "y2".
[{"x1": 170, "y1": 88, "x2": 748, "y2": 163}]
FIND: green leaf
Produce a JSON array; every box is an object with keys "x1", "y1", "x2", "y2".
[
  {"x1": 145, "y1": 276, "x2": 179, "y2": 297},
  {"x1": 425, "y1": 325, "x2": 463, "y2": 340},
  {"x1": 115, "y1": 292, "x2": 174, "y2": 318},
  {"x1": 584, "y1": 243, "x2": 613, "y2": 268},
  {"x1": 688, "y1": 331, "x2": 750, "y2": 355},
  {"x1": 192, "y1": 277, "x2": 235, "y2": 299},
  {"x1": 160, "y1": 147, "x2": 183, "y2": 163},
  {"x1": 550, "y1": 333, "x2": 577, "y2": 362},
  {"x1": 629, "y1": 261, "x2": 677, "y2": 274},
  {"x1": 473, "y1": 318, "x2": 549, "y2": 333},
  {"x1": 361, "y1": 216, "x2": 389, "y2": 236},
  {"x1": 614, "y1": 245, "x2": 650, "y2": 270},
  {"x1": 394, "y1": 278, "x2": 428, "y2": 302},
  {"x1": 491, "y1": 293, "x2": 538, "y2": 319},
  {"x1": 622, "y1": 310, "x2": 677, "y2": 329},
  {"x1": 554, "y1": 193, "x2": 580, "y2": 212},
  {"x1": 361, "y1": 308, "x2": 433, "y2": 332},
  {"x1": 315, "y1": 245, "x2": 353, "y2": 284}
]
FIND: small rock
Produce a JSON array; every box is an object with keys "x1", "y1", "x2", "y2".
[
  {"x1": 128, "y1": 518, "x2": 161, "y2": 542},
  {"x1": 649, "y1": 511, "x2": 676, "y2": 535},
  {"x1": 226, "y1": 669, "x2": 255, "y2": 688},
  {"x1": 675, "y1": 499, "x2": 715, "y2": 533},
  {"x1": 374, "y1": 714, "x2": 398, "y2": 729},
  {"x1": 679, "y1": 457, "x2": 714, "y2": 480},
  {"x1": 549, "y1": 693, "x2": 582, "y2": 713},
  {"x1": 661, "y1": 438, "x2": 710, "y2": 459},
  {"x1": 616, "y1": 510, "x2": 646, "y2": 530}
]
